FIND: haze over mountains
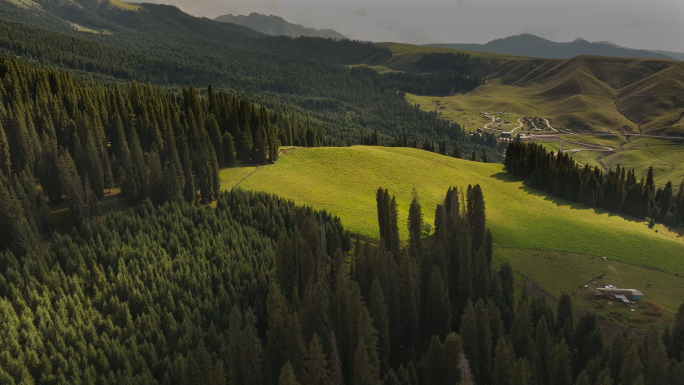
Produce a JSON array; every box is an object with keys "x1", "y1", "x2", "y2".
[
  {"x1": 428, "y1": 34, "x2": 682, "y2": 61},
  {"x1": 215, "y1": 13, "x2": 347, "y2": 39}
]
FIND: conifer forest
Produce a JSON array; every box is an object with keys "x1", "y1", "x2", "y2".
[{"x1": 1, "y1": 0, "x2": 684, "y2": 384}]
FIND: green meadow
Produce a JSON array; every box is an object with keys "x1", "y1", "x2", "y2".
[
  {"x1": 220, "y1": 146, "x2": 684, "y2": 324},
  {"x1": 222, "y1": 146, "x2": 684, "y2": 271}
]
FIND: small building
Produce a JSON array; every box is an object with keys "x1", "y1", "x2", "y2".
[
  {"x1": 499, "y1": 131, "x2": 511, "y2": 139},
  {"x1": 593, "y1": 287, "x2": 643, "y2": 301}
]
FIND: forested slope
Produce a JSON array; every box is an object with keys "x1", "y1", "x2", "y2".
[{"x1": 0, "y1": 0, "x2": 496, "y2": 152}]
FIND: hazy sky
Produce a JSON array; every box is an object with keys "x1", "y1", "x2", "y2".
[{"x1": 142, "y1": 0, "x2": 684, "y2": 52}]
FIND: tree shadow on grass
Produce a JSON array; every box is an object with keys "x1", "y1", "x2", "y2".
[
  {"x1": 515, "y1": 181, "x2": 684, "y2": 236},
  {"x1": 490, "y1": 172, "x2": 521, "y2": 183},
  {"x1": 490, "y1": 171, "x2": 661, "y2": 226}
]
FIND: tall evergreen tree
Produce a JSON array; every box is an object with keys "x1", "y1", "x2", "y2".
[
  {"x1": 493, "y1": 337, "x2": 513, "y2": 385},
  {"x1": 369, "y1": 279, "x2": 390, "y2": 374},
  {"x1": 620, "y1": 345, "x2": 643, "y2": 385},
  {"x1": 303, "y1": 334, "x2": 333, "y2": 385},
  {"x1": 0, "y1": 122, "x2": 11, "y2": 177},
  {"x1": 58, "y1": 149, "x2": 85, "y2": 226},
  {"x1": 407, "y1": 190, "x2": 423, "y2": 258},
  {"x1": 427, "y1": 268, "x2": 451, "y2": 339},
  {"x1": 280, "y1": 362, "x2": 302, "y2": 385},
  {"x1": 551, "y1": 340, "x2": 572, "y2": 385},
  {"x1": 512, "y1": 358, "x2": 531, "y2": 385}
]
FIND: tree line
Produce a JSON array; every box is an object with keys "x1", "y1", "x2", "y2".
[
  {"x1": 414, "y1": 52, "x2": 474, "y2": 74},
  {"x1": 505, "y1": 141, "x2": 684, "y2": 226}
]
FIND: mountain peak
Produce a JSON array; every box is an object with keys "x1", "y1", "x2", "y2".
[
  {"x1": 425, "y1": 33, "x2": 675, "y2": 60},
  {"x1": 215, "y1": 13, "x2": 347, "y2": 40}
]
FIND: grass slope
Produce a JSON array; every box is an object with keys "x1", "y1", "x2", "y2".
[
  {"x1": 222, "y1": 146, "x2": 684, "y2": 274},
  {"x1": 404, "y1": 55, "x2": 684, "y2": 135},
  {"x1": 222, "y1": 147, "x2": 684, "y2": 322}
]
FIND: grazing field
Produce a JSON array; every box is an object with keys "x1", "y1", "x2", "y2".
[
  {"x1": 498, "y1": 248, "x2": 683, "y2": 328},
  {"x1": 221, "y1": 146, "x2": 684, "y2": 276},
  {"x1": 399, "y1": 51, "x2": 684, "y2": 135}
]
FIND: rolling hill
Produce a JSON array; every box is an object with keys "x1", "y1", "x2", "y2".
[
  {"x1": 221, "y1": 146, "x2": 684, "y2": 316},
  {"x1": 215, "y1": 13, "x2": 347, "y2": 39},
  {"x1": 0, "y1": 0, "x2": 474, "y2": 147},
  {"x1": 401, "y1": 53, "x2": 684, "y2": 135},
  {"x1": 428, "y1": 34, "x2": 677, "y2": 60}
]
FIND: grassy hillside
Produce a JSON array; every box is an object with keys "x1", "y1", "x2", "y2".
[
  {"x1": 222, "y1": 146, "x2": 684, "y2": 268},
  {"x1": 221, "y1": 146, "x2": 684, "y2": 317},
  {"x1": 401, "y1": 53, "x2": 684, "y2": 135}
]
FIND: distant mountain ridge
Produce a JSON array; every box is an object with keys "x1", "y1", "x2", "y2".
[
  {"x1": 427, "y1": 34, "x2": 678, "y2": 60},
  {"x1": 215, "y1": 13, "x2": 347, "y2": 39}
]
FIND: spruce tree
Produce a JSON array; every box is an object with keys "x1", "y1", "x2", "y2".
[
  {"x1": 556, "y1": 294, "x2": 574, "y2": 335},
  {"x1": 223, "y1": 132, "x2": 237, "y2": 166},
  {"x1": 353, "y1": 339, "x2": 379, "y2": 385},
  {"x1": 473, "y1": 248, "x2": 490, "y2": 302},
  {"x1": 280, "y1": 362, "x2": 302, "y2": 385},
  {"x1": 0, "y1": 175, "x2": 38, "y2": 257},
  {"x1": 575, "y1": 370, "x2": 591, "y2": 385},
  {"x1": 672, "y1": 303, "x2": 684, "y2": 362},
  {"x1": 460, "y1": 302, "x2": 480, "y2": 382},
  {"x1": 303, "y1": 334, "x2": 333, "y2": 385},
  {"x1": 356, "y1": 306, "x2": 380, "y2": 381},
  {"x1": 645, "y1": 328, "x2": 669, "y2": 385},
  {"x1": 389, "y1": 196, "x2": 400, "y2": 260},
  {"x1": 511, "y1": 295, "x2": 532, "y2": 359},
  {"x1": 268, "y1": 283, "x2": 295, "y2": 383},
  {"x1": 0, "y1": 122, "x2": 11, "y2": 177},
  {"x1": 369, "y1": 279, "x2": 390, "y2": 374},
  {"x1": 551, "y1": 340, "x2": 572, "y2": 385},
  {"x1": 58, "y1": 149, "x2": 86, "y2": 226},
  {"x1": 399, "y1": 254, "x2": 420, "y2": 349},
  {"x1": 620, "y1": 344, "x2": 643, "y2": 385},
  {"x1": 442, "y1": 333, "x2": 463, "y2": 385},
  {"x1": 499, "y1": 262, "x2": 516, "y2": 331},
  {"x1": 535, "y1": 317, "x2": 553, "y2": 385},
  {"x1": 493, "y1": 337, "x2": 513, "y2": 385},
  {"x1": 407, "y1": 190, "x2": 422, "y2": 258},
  {"x1": 512, "y1": 358, "x2": 530, "y2": 385},
  {"x1": 427, "y1": 335, "x2": 445, "y2": 385},
  {"x1": 456, "y1": 225, "x2": 473, "y2": 320},
  {"x1": 427, "y1": 268, "x2": 451, "y2": 339}
]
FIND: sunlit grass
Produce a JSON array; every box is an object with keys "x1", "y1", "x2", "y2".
[{"x1": 221, "y1": 146, "x2": 684, "y2": 274}]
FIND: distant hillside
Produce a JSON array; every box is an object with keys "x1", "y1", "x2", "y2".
[
  {"x1": 215, "y1": 13, "x2": 347, "y2": 39},
  {"x1": 597, "y1": 41, "x2": 684, "y2": 61},
  {"x1": 428, "y1": 34, "x2": 676, "y2": 60}
]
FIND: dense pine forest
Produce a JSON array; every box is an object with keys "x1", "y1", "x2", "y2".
[
  {"x1": 0, "y1": 0, "x2": 504, "y2": 160},
  {"x1": 4, "y1": 167, "x2": 684, "y2": 383},
  {"x1": 505, "y1": 141, "x2": 684, "y2": 226},
  {"x1": 5, "y1": 1, "x2": 684, "y2": 385}
]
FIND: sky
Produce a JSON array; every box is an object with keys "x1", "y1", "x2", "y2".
[{"x1": 141, "y1": 0, "x2": 684, "y2": 52}]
